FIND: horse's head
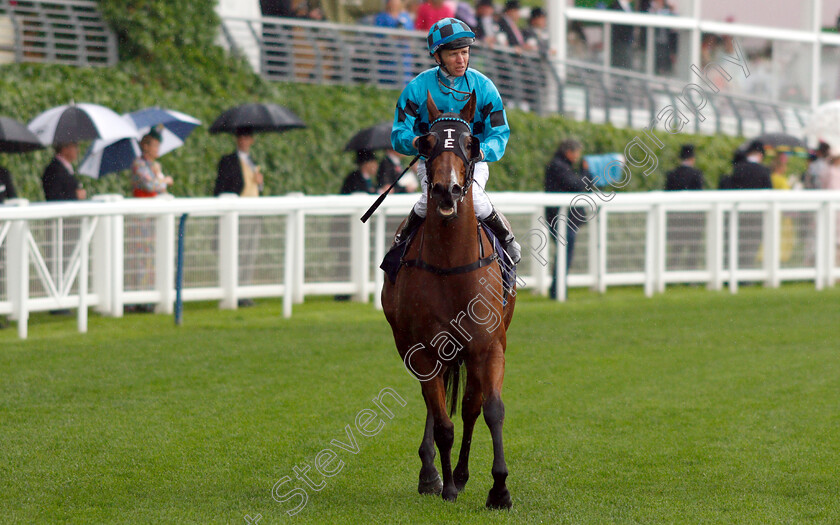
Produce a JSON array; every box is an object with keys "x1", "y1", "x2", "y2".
[{"x1": 416, "y1": 91, "x2": 482, "y2": 220}]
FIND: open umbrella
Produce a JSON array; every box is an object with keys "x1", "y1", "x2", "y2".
[
  {"x1": 738, "y1": 133, "x2": 808, "y2": 157},
  {"x1": 804, "y1": 100, "x2": 840, "y2": 152},
  {"x1": 0, "y1": 116, "x2": 45, "y2": 153},
  {"x1": 209, "y1": 103, "x2": 306, "y2": 134},
  {"x1": 27, "y1": 103, "x2": 138, "y2": 146},
  {"x1": 344, "y1": 122, "x2": 393, "y2": 152},
  {"x1": 79, "y1": 108, "x2": 201, "y2": 178}
]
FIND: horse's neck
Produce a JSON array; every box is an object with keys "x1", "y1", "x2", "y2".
[{"x1": 422, "y1": 195, "x2": 481, "y2": 267}]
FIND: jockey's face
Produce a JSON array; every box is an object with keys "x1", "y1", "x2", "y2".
[{"x1": 437, "y1": 47, "x2": 470, "y2": 77}]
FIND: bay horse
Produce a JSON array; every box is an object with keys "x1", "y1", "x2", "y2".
[{"x1": 382, "y1": 91, "x2": 516, "y2": 509}]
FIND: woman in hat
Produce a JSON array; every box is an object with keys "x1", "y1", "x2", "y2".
[{"x1": 131, "y1": 127, "x2": 173, "y2": 198}]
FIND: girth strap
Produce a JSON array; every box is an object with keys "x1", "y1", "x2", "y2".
[{"x1": 401, "y1": 253, "x2": 498, "y2": 276}]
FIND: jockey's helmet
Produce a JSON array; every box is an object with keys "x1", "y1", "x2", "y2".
[{"x1": 427, "y1": 18, "x2": 475, "y2": 56}]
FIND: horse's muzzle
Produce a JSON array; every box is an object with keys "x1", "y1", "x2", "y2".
[{"x1": 432, "y1": 182, "x2": 462, "y2": 220}]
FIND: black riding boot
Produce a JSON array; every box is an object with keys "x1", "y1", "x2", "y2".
[
  {"x1": 483, "y1": 209, "x2": 521, "y2": 264},
  {"x1": 395, "y1": 209, "x2": 424, "y2": 245}
]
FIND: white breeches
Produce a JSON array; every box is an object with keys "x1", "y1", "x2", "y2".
[{"x1": 412, "y1": 160, "x2": 492, "y2": 219}]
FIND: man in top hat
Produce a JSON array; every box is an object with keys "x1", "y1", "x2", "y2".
[
  {"x1": 42, "y1": 142, "x2": 85, "y2": 201},
  {"x1": 473, "y1": 0, "x2": 499, "y2": 44},
  {"x1": 214, "y1": 127, "x2": 263, "y2": 197},
  {"x1": 522, "y1": 6, "x2": 548, "y2": 54},
  {"x1": 664, "y1": 144, "x2": 705, "y2": 191},
  {"x1": 730, "y1": 140, "x2": 772, "y2": 190}
]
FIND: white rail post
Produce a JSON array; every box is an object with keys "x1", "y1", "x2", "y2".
[
  {"x1": 77, "y1": 217, "x2": 90, "y2": 334},
  {"x1": 815, "y1": 201, "x2": 827, "y2": 291},
  {"x1": 644, "y1": 204, "x2": 657, "y2": 297},
  {"x1": 728, "y1": 205, "x2": 739, "y2": 294},
  {"x1": 351, "y1": 206, "x2": 371, "y2": 303},
  {"x1": 294, "y1": 207, "x2": 305, "y2": 304},
  {"x1": 587, "y1": 211, "x2": 599, "y2": 291},
  {"x1": 91, "y1": 195, "x2": 113, "y2": 314},
  {"x1": 597, "y1": 208, "x2": 608, "y2": 294},
  {"x1": 656, "y1": 205, "x2": 667, "y2": 294},
  {"x1": 110, "y1": 195, "x2": 125, "y2": 317},
  {"x1": 218, "y1": 195, "x2": 239, "y2": 309},
  {"x1": 707, "y1": 203, "x2": 724, "y2": 291},
  {"x1": 766, "y1": 202, "x2": 781, "y2": 288},
  {"x1": 373, "y1": 212, "x2": 386, "y2": 310},
  {"x1": 6, "y1": 199, "x2": 30, "y2": 339},
  {"x1": 283, "y1": 210, "x2": 296, "y2": 319},
  {"x1": 155, "y1": 197, "x2": 176, "y2": 314},
  {"x1": 828, "y1": 203, "x2": 837, "y2": 288}
]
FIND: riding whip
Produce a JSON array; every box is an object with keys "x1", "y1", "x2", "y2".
[{"x1": 360, "y1": 154, "x2": 421, "y2": 223}]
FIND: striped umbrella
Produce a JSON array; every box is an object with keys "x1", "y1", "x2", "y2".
[
  {"x1": 27, "y1": 103, "x2": 137, "y2": 146},
  {"x1": 79, "y1": 107, "x2": 201, "y2": 178}
]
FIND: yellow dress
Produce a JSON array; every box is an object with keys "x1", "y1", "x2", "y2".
[{"x1": 771, "y1": 172, "x2": 794, "y2": 263}]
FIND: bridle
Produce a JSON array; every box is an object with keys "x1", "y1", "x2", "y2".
[{"x1": 422, "y1": 114, "x2": 479, "y2": 202}]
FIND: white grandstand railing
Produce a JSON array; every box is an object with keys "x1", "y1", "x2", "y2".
[{"x1": 0, "y1": 190, "x2": 838, "y2": 339}]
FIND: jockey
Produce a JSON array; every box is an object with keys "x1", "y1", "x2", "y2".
[{"x1": 391, "y1": 17, "x2": 521, "y2": 263}]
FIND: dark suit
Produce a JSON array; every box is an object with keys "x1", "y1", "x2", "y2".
[
  {"x1": 42, "y1": 157, "x2": 80, "y2": 201},
  {"x1": 497, "y1": 15, "x2": 526, "y2": 47},
  {"x1": 0, "y1": 166, "x2": 16, "y2": 203},
  {"x1": 214, "y1": 152, "x2": 245, "y2": 196},
  {"x1": 340, "y1": 170, "x2": 374, "y2": 194},
  {"x1": 730, "y1": 160, "x2": 772, "y2": 190},
  {"x1": 474, "y1": 15, "x2": 498, "y2": 42},
  {"x1": 544, "y1": 153, "x2": 591, "y2": 297},
  {"x1": 376, "y1": 157, "x2": 407, "y2": 193},
  {"x1": 665, "y1": 165, "x2": 705, "y2": 191}
]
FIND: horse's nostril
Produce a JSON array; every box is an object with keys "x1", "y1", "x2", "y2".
[{"x1": 452, "y1": 184, "x2": 462, "y2": 198}]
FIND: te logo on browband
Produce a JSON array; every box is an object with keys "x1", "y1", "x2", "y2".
[{"x1": 443, "y1": 129, "x2": 456, "y2": 150}]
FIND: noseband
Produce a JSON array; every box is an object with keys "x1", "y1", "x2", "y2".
[{"x1": 424, "y1": 115, "x2": 478, "y2": 201}]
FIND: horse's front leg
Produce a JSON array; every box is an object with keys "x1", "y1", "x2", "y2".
[
  {"x1": 420, "y1": 373, "x2": 458, "y2": 501},
  {"x1": 417, "y1": 401, "x2": 442, "y2": 495},
  {"x1": 453, "y1": 368, "x2": 482, "y2": 493},
  {"x1": 482, "y1": 345, "x2": 512, "y2": 509}
]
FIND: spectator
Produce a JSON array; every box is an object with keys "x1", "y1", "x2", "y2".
[
  {"x1": 42, "y1": 142, "x2": 85, "y2": 201},
  {"x1": 453, "y1": 1, "x2": 477, "y2": 29},
  {"x1": 0, "y1": 164, "x2": 16, "y2": 204},
  {"x1": 473, "y1": 0, "x2": 499, "y2": 44},
  {"x1": 214, "y1": 128, "x2": 264, "y2": 197},
  {"x1": 496, "y1": 0, "x2": 529, "y2": 50},
  {"x1": 376, "y1": 149, "x2": 419, "y2": 193},
  {"x1": 805, "y1": 142, "x2": 831, "y2": 189},
  {"x1": 414, "y1": 0, "x2": 454, "y2": 31},
  {"x1": 131, "y1": 129, "x2": 173, "y2": 198},
  {"x1": 260, "y1": 0, "x2": 295, "y2": 17},
  {"x1": 214, "y1": 127, "x2": 265, "y2": 307},
  {"x1": 664, "y1": 144, "x2": 704, "y2": 269},
  {"x1": 664, "y1": 144, "x2": 705, "y2": 191},
  {"x1": 341, "y1": 149, "x2": 379, "y2": 194},
  {"x1": 770, "y1": 153, "x2": 791, "y2": 190},
  {"x1": 730, "y1": 140, "x2": 772, "y2": 190},
  {"x1": 609, "y1": 0, "x2": 635, "y2": 69},
  {"x1": 522, "y1": 7, "x2": 549, "y2": 55},
  {"x1": 544, "y1": 138, "x2": 590, "y2": 299},
  {"x1": 375, "y1": 0, "x2": 413, "y2": 29},
  {"x1": 823, "y1": 152, "x2": 840, "y2": 190}
]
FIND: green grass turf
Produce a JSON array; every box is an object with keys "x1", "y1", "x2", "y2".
[{"x1": 1, "y1": 285, "x2": 839, "y2": 524}]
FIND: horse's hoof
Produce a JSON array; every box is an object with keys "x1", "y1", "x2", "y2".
[
  {"x1": 418, "y1": 473, "x2": 443, "y2": 495},
  {"x1": 485, "y1": 486, "x2": 512, "y2": 509},
  {"x1": 453, "y1": 466, "x2": 469, "y2": 493},
  {"x1": 441, "y1": 485, "x2": 459, "y2": 502}
]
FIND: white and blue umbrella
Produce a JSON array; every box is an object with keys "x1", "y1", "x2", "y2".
[
  {"x1": 79, "y1": 107, "x2": 201, "y2": 178},
  {"x1": 27, "y1": 102, "x2": 138, "y2": 146}
]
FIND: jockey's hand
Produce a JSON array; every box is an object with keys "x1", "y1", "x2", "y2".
[{"x1": 412, "y1": 136, "x2": 419, "y2": 149}]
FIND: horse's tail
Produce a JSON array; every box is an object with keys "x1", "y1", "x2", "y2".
[{"x1": 444, "y1": 359, "x2": 466, "y2": 418}]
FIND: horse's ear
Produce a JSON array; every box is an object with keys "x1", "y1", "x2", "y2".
[
  {"x1": 417, "y1": 133, "x2": 437, "y2": 158},
  {"x1": 426, "y1": 91, "x2": 442, "y2": 122},
  {"x1": 459, "y1": 91, "x2": 477, "y2": 123}
]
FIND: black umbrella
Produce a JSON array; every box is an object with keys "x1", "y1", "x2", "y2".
[
  {"x1": 738, "y1": 133, "x2": 807, "y2": 155},
  {"x1": 0, "y1": 116, "x2": 46, "y2": 153},
  {"x1": 209, "y1": 103, "x2": 306, "y2": 134},
  {"x1": 344, "y1": 122, "x2": 393, "y2": 152}
]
